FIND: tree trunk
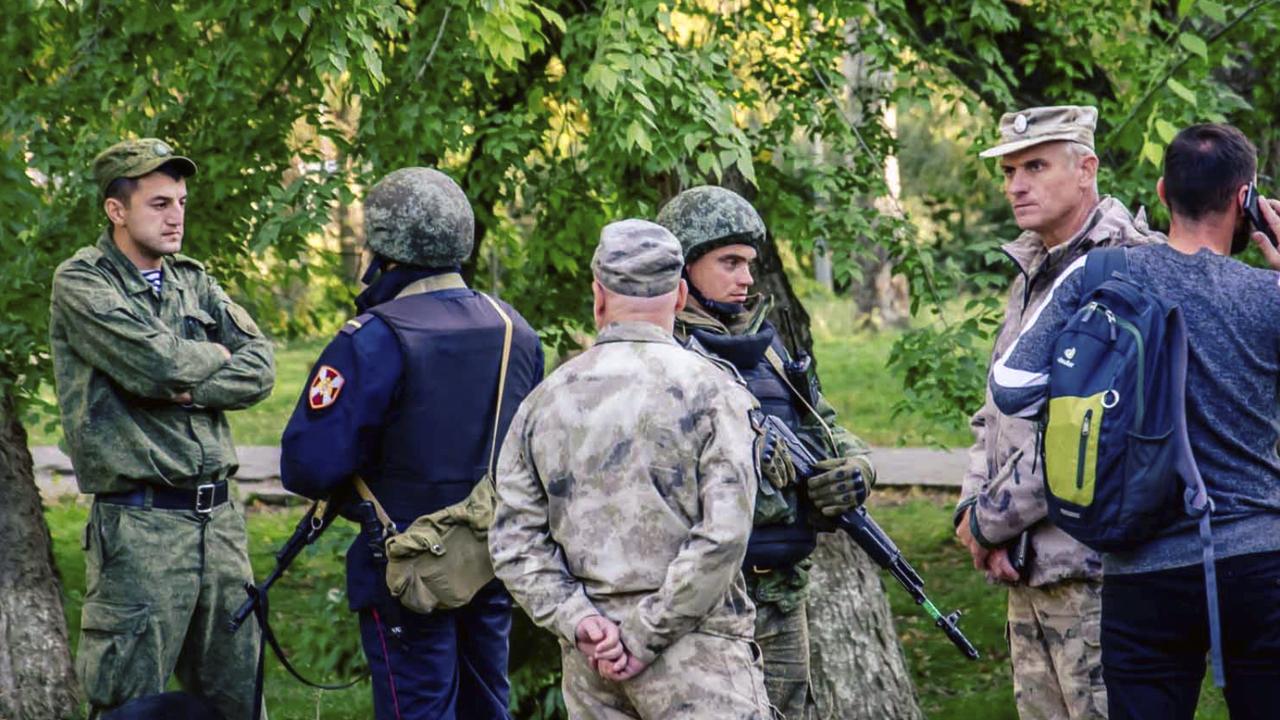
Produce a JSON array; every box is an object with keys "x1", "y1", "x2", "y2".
[
  {"x1": 0, "y1": 388, "x2": 81, "y2": 719},
  {"x1": 807, "y1": 533, "x2": 923, "y2": 720},
  {"x1": 752, "y1": 228, "x2": 922, "y2": 719}
]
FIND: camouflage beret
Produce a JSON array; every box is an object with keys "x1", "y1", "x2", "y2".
[
  {"x1": 93, "y1": 138, "x2": 197, "y2": 195},
  {"x1": 979, "y1": 105, "x2": 1098, "y2": 158},
  {"x1": 656, "y1": 185, "x2": 766, "y2": 262},
  {"x1": 364, "y1": 167, "x2": 475, "y2": 268},
  {"x1": 592, "y1": 219, "x2": 684, "y2": 298}
]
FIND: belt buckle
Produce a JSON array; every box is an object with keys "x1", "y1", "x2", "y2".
[{"x1": 195, "y1": 483, "x2": 217, "y2": 514}]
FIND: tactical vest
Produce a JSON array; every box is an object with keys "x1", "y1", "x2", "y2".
[
  {"x1": 367, "y1": 290, "x2": 540, "y2": 525},
  {"x1": 693, "y1": 325, "x2": 818, "y2": 571}
]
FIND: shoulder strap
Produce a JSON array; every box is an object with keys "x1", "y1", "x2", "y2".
[
  {"x1": 763, "y1": 346, "x2": 837, "y2": 452},
  {"x1": 351, "y1": 293, "x2": 515, "y2": 526},
  {"x1": 477, "y1": 293, "x2": 515, "y2": 480},
  {"x1": 1081, "y1": 247, "x2": 1130, "y2": 295}
]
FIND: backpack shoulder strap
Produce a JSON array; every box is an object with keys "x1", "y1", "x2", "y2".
[{"x1": 1080, "y1": 247, "x2": 1130, "y2": 295}]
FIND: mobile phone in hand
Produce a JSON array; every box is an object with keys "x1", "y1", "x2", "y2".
[{"x1": 1244, "y1": 182, "x2": 1278, "y2": 247}]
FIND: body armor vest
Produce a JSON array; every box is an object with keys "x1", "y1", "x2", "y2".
[
  {"x1": 692, "y1": 324, "x2": 818, "y2": 571},
  {"x1": 368, "y1": 290, "x2": 539, "y2": 524}
]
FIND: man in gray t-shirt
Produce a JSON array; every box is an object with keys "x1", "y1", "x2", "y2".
[{"x1": 991, "y1": 123, "x2": 1280, "y2": 719}]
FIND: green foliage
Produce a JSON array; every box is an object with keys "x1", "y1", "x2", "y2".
[
  {"x1": 881, "y1": 0, "x2": 1280, "y2": 428},
  {"x1": 3, "y1": 0, "x2": 901, "y2": 416}
]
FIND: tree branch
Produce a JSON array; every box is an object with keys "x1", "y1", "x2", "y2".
[{"x1": 256, "y1": 21, "x2": 315, "y2": 109}]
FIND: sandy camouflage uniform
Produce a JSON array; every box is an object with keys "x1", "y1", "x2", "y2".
[
  {"x1": 52, "y1": 139, "x2": 274, "y2": 719},
  {"x1": 490, "y1": 220, "x2": 771, "y2": 719},
  {"x1": 659, "y1": 186, "x2": 873, "y2": 720},
  {"x1": 958, "y1": 107, "x2": 1158, "y2": 720}
]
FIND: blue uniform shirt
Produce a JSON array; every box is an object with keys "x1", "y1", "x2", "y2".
[
  {"x1": 281, "y1": 314, "x2": 402, "y2": 499},
  {"x1": 281, "y1": 286, "x2": 544, "y2": 611}
]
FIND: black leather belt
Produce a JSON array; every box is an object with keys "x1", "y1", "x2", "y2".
[{"x1": 96, "y1": 481, "x2": 230, "y2": 514}]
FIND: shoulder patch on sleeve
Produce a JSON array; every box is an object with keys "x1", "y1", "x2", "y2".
[
  {"x1": 308, "y1": 365, "x2": 346, "y2": 410},
  {"x1": 340, "y1": 313, "x2": 376, "y2": 336}
]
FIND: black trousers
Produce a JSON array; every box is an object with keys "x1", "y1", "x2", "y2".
[{"x1": 1101, "y1": 550, "x2": 1280, "y2": 720}]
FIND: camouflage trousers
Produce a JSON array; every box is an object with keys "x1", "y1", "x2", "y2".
[
  {"x1": 77, "y1": 497, "x2": 260, "y2": 720},
  {"x1": 560, "y1": 631, "x2": 772, "y2": 719},
  {"x1": 754, "y1": 600, "x2": 811, "y2": 720},
  {"x1": 1007, "y1": 580, "x2": 1108, "y2": 720}
]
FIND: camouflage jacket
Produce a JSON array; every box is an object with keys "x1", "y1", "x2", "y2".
[
  {"x1": 50, "y1": 232, "x2": 275, "y2": 494},
  {"x1": 490, "y1": 320, "x2": 760, "y2": 665},
  {"x1": 958, "y1": 197, "x2": 1158, "y2": 586}
]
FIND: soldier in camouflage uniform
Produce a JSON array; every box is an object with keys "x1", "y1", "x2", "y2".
[
  {"x1": 955, "y1": 106, "x2": 1157, "y2": 720},
  {"x1": 51, "y1": 139, "x2": 275, "y2": 719},
  {"x1": 657, "y1": 186, "x2": 874, "y2": 720},
  {"x1": 490, "y1": 219, "x2": 772, "y2": 719}
]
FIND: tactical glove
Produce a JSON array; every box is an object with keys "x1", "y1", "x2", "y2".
[
  {"x1": 759, "y1": 431, "x2": 796, "y2": 490},
  {"x1": 807, "y1": 455, "x2": 873, "y2": 516}
]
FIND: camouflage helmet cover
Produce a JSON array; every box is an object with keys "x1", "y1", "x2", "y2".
[
  {"x1": 364, "y1": 167, "x2": 475, "y2": 267},
  {"x1": 655, "y1": 185, "x2": 766, "y2": 262}
]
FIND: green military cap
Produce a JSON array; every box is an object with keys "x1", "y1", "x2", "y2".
[
  {"x1": 591, "y1": 219, "x2": 684, "y2": 297},
  {"x1": 93, "y1": 138, "x2": 198, "y2": 195},
  {"x1": 979, "y1": 105, "x2": 1098, "y2": 158}
]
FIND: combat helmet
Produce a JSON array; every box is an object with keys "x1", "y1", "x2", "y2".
[
  {"x1": 364, "y1": 167, "x2": 474, "y2": 267},
  {"x1": 656, "y1": 185, "x2": 765, "y2": 263}
]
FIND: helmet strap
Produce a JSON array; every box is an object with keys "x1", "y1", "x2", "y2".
[{"x1": 685, "y1": 270, "x2": 747, "y2": 320}]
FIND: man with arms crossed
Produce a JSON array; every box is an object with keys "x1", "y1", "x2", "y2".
[
  {"x1": 956, "y1": 106, "x2": 1155, "y2": 719},
  {"x1": 52, "y1": 138, "x2": 274, "y2": 719},
  {"x1": 490, "y1": 220, "x2": 771, "y2": 719}
]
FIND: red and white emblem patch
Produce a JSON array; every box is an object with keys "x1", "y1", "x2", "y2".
[{"x1": 308, "y1": 365, "x2": 346, "y2": 410}]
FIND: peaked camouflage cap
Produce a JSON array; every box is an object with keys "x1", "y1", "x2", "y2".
[
  {"x1": 592, "y1": 219, "x2": 684, "y2": 297},
  {"x1": 364, "y1": 167, "x2": 475, "y2": 267},
  {"x1": 656, "y1": 185, "x2": 766, "y2": 262},
  {"x1": 979, "y1": 105, "x2": 1098, "y2": 158},
  {"x1": 93, "y1": 138, "x2": 197, "y2": 195}
]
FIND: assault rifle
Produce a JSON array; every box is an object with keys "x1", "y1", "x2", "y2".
[
  {"x1": 228, "y1": 499, "x2": 366, "y2": 720},
  {"x1": 760, "y1": 414, "x2": 981, "y2": 661}
]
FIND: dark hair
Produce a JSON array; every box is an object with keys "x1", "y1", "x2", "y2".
[
  {"x1": 103, "y1": 161, "x2": 187, "y2": 206},
  {"x1": 1162, "y1": 123, "x2": 1256, "y2": 221}
]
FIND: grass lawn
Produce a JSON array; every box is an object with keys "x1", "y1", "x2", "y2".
[{"x1": 47, "y1": 490, "x2": 1230, "y2": 719}]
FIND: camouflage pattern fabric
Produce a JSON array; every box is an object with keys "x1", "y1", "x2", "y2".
[
  {"x1": 752, "y1": 596, "x2": 812, "y2": 720},
  {"x1": 656, "y1": 185, "x2": 766, "y2": 262},
  {"x1": 363, "y1": 167, "x2": 474, "y2": 268},
  {"x1": 77, "y1": 499, "x2": 261, "y2": 720},
  {"x1": 979, "y1": 105, "x2": 1098, "y2": 159},
  {"x1": 559, "y1": 630, "x2": 772, "y2": 719},
  {"x1": 591, "y1": 219, "x2": 684, "y2": 298},
  {"x1": 957, "y1": 197, "x2": 1158, "y2": 586},
  {"x1": 674, "y1": 301, "x2": 871, "y2": 462},
  {"x1": 1007, "y1": 581, "x2": 1107, "y2": 720},
  {"x1": 490, "y1": 320, "x2": 761, "y2": 670},
  {"x1": 92, "y1": 137, "x2": 197, "y2": 194},
  {"x1": 50, "y1": 233, "x2": 275, "y2": 495}
]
